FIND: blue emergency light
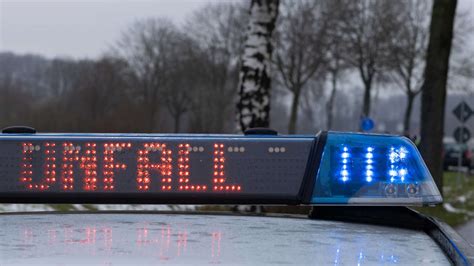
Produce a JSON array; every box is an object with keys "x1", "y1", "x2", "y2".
[
  {"x1": 0, "y1": 130, "x2": 442, "y2": 206},
  {"x1": 312, "y1": 132, "x2": 441, "y2": 205}
]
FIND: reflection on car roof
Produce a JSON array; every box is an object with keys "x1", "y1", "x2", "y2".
[{"x1": 1, "y1": 213, "x2": 450, "y2": 265}]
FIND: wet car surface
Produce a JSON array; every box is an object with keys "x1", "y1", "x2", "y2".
[{"x1": 0, "y1": 213, "x2": 450, "y2": 265}]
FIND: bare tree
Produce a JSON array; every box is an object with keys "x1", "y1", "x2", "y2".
[
  {"x1": 338, "y1": 0, "x2": 402, "y2": 120},
  {"x1": 388, "y1": 0, "x2": 430, "y2": 134},
  {"x1": 420, "y1": 0, "x2": 457, "y2": 192},
  {"x1": 45, "y1": 59, "x2": 82, "y2": 100},
  {"x1": 325, "y1": 51, "x2": 346, "y2": 131},
  {"x1": 273, "y1": 0, "x2": 327, "y2": 134},
  {"x1": 115, "y1": 18, "x2": 180, "y2": 131},
  {"x1": 297, "y1": 78, "x2": 326, "y2": 132},
  {"x1": 185, "y1": 3, "x2": 247, "y2": 133},
  {"x1": 37, "y1": 59, "x2": 94, "y2": 131},
  {"x1": 237, "y1": 0, "x2": 279, "y2": 132},
  {"x1": 321, "y1": 0, "x2": 351, "y2": 130},
  {"x1": 162, "y1": 36, "x2": 200, "y2": 133},
  {"x1": 447, "y1": 9, "x2": 474, "y2": 91},
  {"x1": 0, "y1": 73, "x2": 33, "y2": 125},
  {"x1": 73, "y1": 57, "x2": 131, "y2": 131}
]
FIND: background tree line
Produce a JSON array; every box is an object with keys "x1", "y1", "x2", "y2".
[{"x1": 0, "y1": 0, "x2": 472, "y2": 137}]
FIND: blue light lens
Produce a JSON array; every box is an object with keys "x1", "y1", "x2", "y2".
[{"x1": 311, "y1": 132, "x2": 442, "y2": 205}]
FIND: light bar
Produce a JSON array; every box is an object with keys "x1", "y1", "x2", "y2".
[
  {"x1": 0, "y1": 131, "x2": 442, "y2": 205},
  {"x1": 311, "y1": 132, "x2": 442, "y2": 205}
]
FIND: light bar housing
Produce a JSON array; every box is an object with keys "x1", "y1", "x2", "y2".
[
  {"x1": 311, "y1": 132, "x2": 442, "y2": 205},
  {"x1": 0, "y1": 131, "x2": 442, "y2": 206}
]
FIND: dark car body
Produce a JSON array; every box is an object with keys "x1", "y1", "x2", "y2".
[{"x1": 443, "y1": 143, "x2": 473, "y2": 170}]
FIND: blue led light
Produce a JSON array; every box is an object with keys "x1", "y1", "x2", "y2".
[
  {"x1": 389, "y1": 169, "x2": 397, "y2": 177},
  {"x1": 311, "y1": 132, "x2": 442, "y2": 205},
  {"x1": 365, "y1": 147, "x2": 374, "y2": 183},
  {"x1": 399, "y1": 169, "x2": 407, "y2": 176},
  {"x1": 386, "y1": 146, "x2": 411, "y2": 183},
  {"x1": 338, "y1": 146, "x2": 351, "y2": 182},
  {"x1": 399, "y1": 147, "x2": 407, "y2": 159}
]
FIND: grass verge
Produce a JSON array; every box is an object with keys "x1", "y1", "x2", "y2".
[{"x1": 415, "y1": 171, "x2": 474, "y2": 227}]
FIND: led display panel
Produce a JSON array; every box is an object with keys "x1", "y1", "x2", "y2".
[{"x1": 0, "y1": 134, "x2": 314, "y2": 204}]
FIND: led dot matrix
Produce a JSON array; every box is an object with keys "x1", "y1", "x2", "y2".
[
  {"x1": 20, "y1": 142, "x2": 57, "y2": 190},
  {"x1": 178, "y1": 143, "x2": 207, "y2": 191},
  {"x1": 103, "y1": 143, "x2": 131, "y2": 191},
  {"x1": 213, "y1": 143, "x2": 241, "y2": 192},
  {"x1": 137, "y1": 143, "x2": 172, "y2": 191}
]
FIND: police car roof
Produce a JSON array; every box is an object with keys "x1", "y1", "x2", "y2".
[{"x1": 0, "y1": 212, "x2": 451, "y2": 265}]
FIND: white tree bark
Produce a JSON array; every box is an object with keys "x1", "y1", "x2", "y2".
[{"x1": 237, "y1": 0, "x2": 279, "y2": 132}]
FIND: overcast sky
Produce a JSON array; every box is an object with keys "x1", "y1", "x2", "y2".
[
  {"x1": 0, "y1": 0, "x2": 472, "y2": 59},
  {"x1": 0, "y1": 0, "x2": 238, "y2": 58}
]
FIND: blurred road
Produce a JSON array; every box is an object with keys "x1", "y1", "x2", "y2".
[{"x1": 457, "y1": 220, "x2": 474, "y2": 247}]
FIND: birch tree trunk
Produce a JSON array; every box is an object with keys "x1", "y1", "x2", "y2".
[
  {"x1": 420, "y1": 0, "x2": 457, "y2": 193},
  {"x1": 236, "y1": 0, "x2": 279, "y2": 132}
]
